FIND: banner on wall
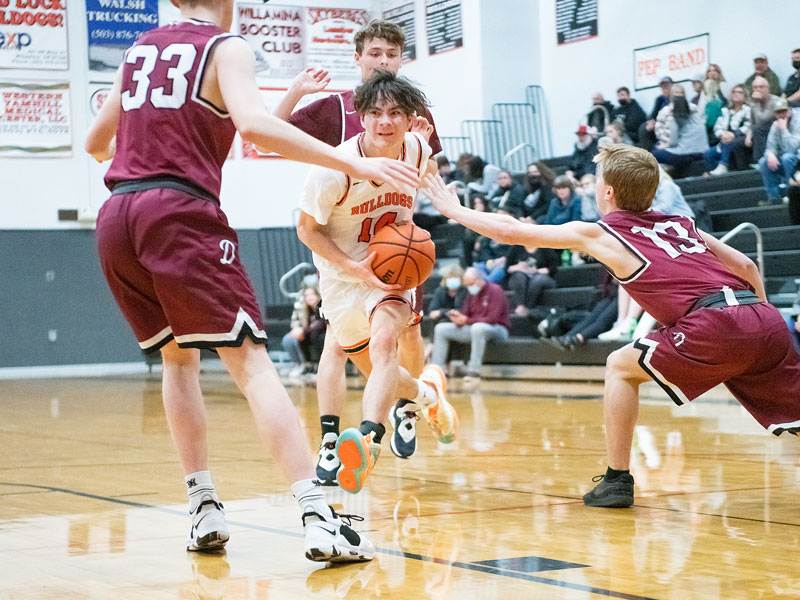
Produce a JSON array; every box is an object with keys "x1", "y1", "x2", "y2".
[
  {"x1": 382, "y1": 2, "x2": 415, "y2": 62},
  {"x1": 555, "y1": 0, "x2": 597, "y2": 46},
  {"x1": 304, "y1": 7, "x2": 368, "y2": 84},
  {"x1": 237, "y1": 3, "x2": 305, "y2": 81},
  {"x1": 0, "y1": 1, "x2": 68, "y2": 69},
  {"x1": 86, "y1": 0, "x2": 159, "y2": 72},
  {"x1": 0, "y1": 82, "x2": 71, "y2": 157},
  {"x1": 425, "y1": 0, "x2": 461, "y2": 56},
  {"x1": 634, "y1": 34, "x2": 709, "y2": 90}
]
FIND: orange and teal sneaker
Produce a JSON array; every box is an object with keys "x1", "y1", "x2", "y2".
[
  {"x1": 419, "y1": 365, "x2": 459, "y2": 443},
  {"x1": 335, "y1": 428, "x2": 381, "y2": 494}
]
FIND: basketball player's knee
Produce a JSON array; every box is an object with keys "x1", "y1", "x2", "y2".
[
  {"x1": 369, "y1": 327, "x2": 397, "y2": 363},
  {"x1": 606, "y1": 346, "x2": 640, "y2": 379}
]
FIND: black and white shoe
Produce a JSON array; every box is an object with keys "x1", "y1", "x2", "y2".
[
  {"x1": 389, "y1": 399, "x2": 418, "y2": 459},
  {"x1": 303, "y1": 506, "x2": 375, "y2": 562},
  {"x1": 187, "y1": 492, "x2": 229, "y2": 552},
  {"x1": 316, "y1": 432, "x2": 340, "y2": 486},
  {"x1": 583, "y1": 473, "x2": 634, "y2": 508}
]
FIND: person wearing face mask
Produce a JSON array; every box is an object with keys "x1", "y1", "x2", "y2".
[
  {"x1": 585, "y1": 92, "x2": 616, "y2": 133},
  {"x1": 522, "y1": 161, "x2": 556, "y2": 223},
  {"x1": 783, "y1": 49, "x2": 800, "y2": 108},
  {"x1": 488, "y1": 170, "x2": 526, "y2": 218},
  {"x1": 652, "y1": 85, "x2": 709, "y2": 175},
  {"x1": 427, "y1": 264, "x2": 468, "y2": 323},
  {"x1": 430, "y1": 267, "x2": 510, "y2": 383},
  {"x1": 613, "y1": 87, "x2": 646, "y2": 143}
]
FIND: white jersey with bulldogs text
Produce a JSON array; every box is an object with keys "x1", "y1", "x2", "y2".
[{"x1": 300, "y1": 131, "x2": 432, "y2": 283}]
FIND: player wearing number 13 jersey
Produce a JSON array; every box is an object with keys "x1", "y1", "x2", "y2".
[{"x1": 421, "y1": 143, "x2": 800, "y2": 509}]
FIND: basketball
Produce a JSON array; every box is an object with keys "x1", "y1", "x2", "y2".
[{"x1": 368, "y1": 222, "x2": 436, "y2": 290}]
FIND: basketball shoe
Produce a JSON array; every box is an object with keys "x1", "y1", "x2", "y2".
[
  {"x1": 583, "y1": 472, "x2": 635, "y2": 508},
  {"x1": 186, "y1": 492, "x2": 229, "y2": 552},
  {"x1": 303, "y1": 506, "x2": 375, "y2": 562},
  {"x1": 315, "y1": 432, "x2": 340, "y2": 486},
  {"x1": 336, "y1": 428, "x2": 380, "y2": 494},
  {"x1": 389, "y1": 399, "x2": 418, "y2": 459},
  {"x1": 419, "y1": 365, "x2": 459, "y2": 444}
]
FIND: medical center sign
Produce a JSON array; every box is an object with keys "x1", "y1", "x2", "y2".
[
  {"x1": 634, "y1": 33, "x2": 709, "y2": 90},
  {"x1": 0, "y1": 0, "x2": 68, "y2": 69}
]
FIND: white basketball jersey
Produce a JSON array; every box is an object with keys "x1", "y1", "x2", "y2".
[{"x1": 300, "y1": 131, "x2": 431, "y2": 283}]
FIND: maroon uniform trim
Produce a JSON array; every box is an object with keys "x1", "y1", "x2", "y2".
[
  {"x1": 335, "y1": 174, "x2": 351, "y2": 207},
  {"x1": 191, "y1": 32, "x2": 239, "y2": 117},
  {"x1": 596, "y1": 221, "x2": 649, "y2": 283}
]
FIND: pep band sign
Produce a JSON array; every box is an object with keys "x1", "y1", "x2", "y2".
[
  {"x1": 0, "y1": 0, "x2": 68, "y2": 69},
  {"x1": 633, "y1": 33, "x2": 709, "y2": 91}
]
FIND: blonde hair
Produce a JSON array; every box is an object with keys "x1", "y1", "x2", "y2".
[
  {"x1": 593, "y1": 144, "x2": 659, "y2": 212},
  {"x1": 438, "y1": 262, "x2": 464, "y2": 287}
]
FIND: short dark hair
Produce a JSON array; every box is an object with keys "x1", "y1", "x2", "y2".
[
  {"x1": 354, "y1": 20, "x2": 405, "y2": 54},
  {"x1": 436, "y1": 155, "x2": 450, "y2": 168},
  {"x1": 354, "y1": 70, "x2": 428, "y2": 117},
  {"x1": 616, "y1": 86, "x2": 630, "y2": 95}
]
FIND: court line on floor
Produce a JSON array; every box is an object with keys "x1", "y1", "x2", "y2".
[{"x1": 0, "y1": 482, "x2": 656, "y2": 600}]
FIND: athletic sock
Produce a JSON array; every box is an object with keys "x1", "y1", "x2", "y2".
[
  {"x1": 410, "y1": 379, "x2": 438, "y2": 408},
  {"x1": 291, "y1": 478, "x2": 331, "y2": 518},
  {"x1": 605, "y1": 466, "x2": 630, "y2": 481},
  {"x1": 359, "y1": 420, "x2": 385, "y2": 443},
  {"x1": 185, "y1": 470, "x2": 216, "y2": 511},
  {"x1": 320, "y1": 415, "x2": 340, "y2": 437}
]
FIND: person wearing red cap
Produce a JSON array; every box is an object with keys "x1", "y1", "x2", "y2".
[{"x1": 566, "y1": 124, "x2": 599, "y2": 180}]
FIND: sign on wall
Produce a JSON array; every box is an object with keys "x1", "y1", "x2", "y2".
[
  {"x1": 0, "y1": 81, "x2": 71, "y2": 157},
  {"x1": 383, "y1": 2, "x2": 416, "y2": 62},
  {"x1": 425, "y1": 0, "x2": 462, "y2": 56},
  {"x1": 303, "y1": 7, "x2": 369, "y2": 83},
  {"x1": 0, "y1": 0, "x2": 68, "y2": 69},
  {"x1": 237, "y1": 3, "x2": 305, "y2": 81},
  {"x1": 86, "y1": 0, "x2": 159, "y2": 72},
  {"x1": 556, "y1": 0, "x2": 597, "y2": 46},
  {"x1": 634, "y1": 33, "x2": 709, "y2": 91}
]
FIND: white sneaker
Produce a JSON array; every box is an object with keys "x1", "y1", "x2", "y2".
[
  {"x1": 303, "y1": 506, "x2": 375, "y2": 562},
  {"x1": 709, "y1": 163, "x2": 728, "y2": 176},
  {"x1": 187, "y1": 492, "x2": 229, "y2": 552}
]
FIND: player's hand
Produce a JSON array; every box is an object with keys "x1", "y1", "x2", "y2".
[
  {"x1": 410, "y1": 114, "x2": 434, "y2": 142},
  {"x1": 349, "y1": 157, "x2": 419, "y2": 188},
  {"x1": 346, "y1": 252, "x2": 403, "y2": 292},
  {"x1": 422, "y1": 173, "x2": 461, "y2": 217},
  {"x1": 289, "y1": 67, "x2": 331, "y2": 96}
]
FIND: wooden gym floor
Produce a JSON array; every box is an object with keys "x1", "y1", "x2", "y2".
[{"x1": 1, "y1": 371, "x2": 798, "y2": 599}]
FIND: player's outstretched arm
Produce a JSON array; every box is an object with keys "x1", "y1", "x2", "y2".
[
  {"x1": 272, "y1": 67, "x2": 331, "y2": 121},
  {"x1": 215, "y1": 39, "x2": 417, "y2": 187},
  {"x1": 699, "y1": 230, "x2": 767, "y2": 301},
  {"x1": 85, "y1": 66, "x2": 123, "y2": 162}
]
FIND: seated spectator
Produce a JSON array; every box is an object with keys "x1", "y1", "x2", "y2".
[
  {"x1": 436, "y1": 154, "x2": 457, "y2": 184},
  {"x1": 614, "y1": 86, "x2": 646, "y2": 143},
  {"x1": 585, "y1": 92, "x2": 615, "y2": 132},
  {"x1": 544, "y1": 176, "x2": 583, "y2": 225},
  {"x1": 704, "y1": 84, "x2": 752, "y2": 175},
  {"x1": 546, "y1": 274, "x2": 618, "y2": 350},
  {"x1": 577, "y1": 173, "x2": 601, "y2": 221},
  {"x1": 690, "y1": 73, "x2": 705, "y2": 106},
  {"x1": 744, "y1": 53, "x2": 782, "y2": 96},
  {"x1": 566, "y1": 125, "x2": 598, "y2": 179},
  {"x1": 522, "y1": 161, "x2": 556, "y2": 223},
  {"x1": 466, "y1": 156, "x2": 500, "y2": 198},
  {"x1": 705, "y1": 63, "x2": 731, "y2": 98},
  {"x1": 472, "y1": 230, "x2": 512, "y2": 283},
  {"x1": 598, "y1": 120, "x2": 632, "y2": 147},
  {"x1": 700, "y1": 79, "x2": 728, "y2": 145},
  {"x1": 652, "y1": 166, "x2": 695, "y2": 218},
  {"x1": 282, "y1": 285, "x2": 325, "y2": 378},
  {"x1": 598, "y1": 287, "x2": 643, "y2": 342},
  {"x1": 430, "y1": 267, "x2": 510, "y2": 383},
  {"x1": 488, "y1": 169, "x2": 526, "y2": 217},
  {"x1": 427, "y1": 263, "x2": 468, "y2": 323},
  {"x1": 785, "y1": 48, "x2": 800, "y2": 108},
  {"x1": 652, "y1": 85, "x2": 709, "y2": 174},
  {"x1": 748, "y1": 76, "x2": 781, "y2": 162},
  {"x1": 637, "y1": 76, "x2": 673, "y2": 150},
  {"x1": 460, "y1": 194, "x2": 488, "y2": 267},
  {"x1": 505, "y1": 243, "x2": 560, "y2": 316},
  {"x1": 758, "y1": 99, "x2": 800, "y2": 204}
]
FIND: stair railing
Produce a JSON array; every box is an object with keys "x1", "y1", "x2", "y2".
[{"x1": 719, "y1": 222, "x2": 764, "y2": 278}]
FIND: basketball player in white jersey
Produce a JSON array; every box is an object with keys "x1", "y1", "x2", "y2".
[{"x1": 297, "y1": 71, "x2": 458, "y2": 494}]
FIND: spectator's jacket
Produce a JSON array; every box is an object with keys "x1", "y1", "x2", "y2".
[
  {"x1": 462, "y1": 282, "x2": 510, "y2": 329},
  {"x1": 745, "y1": 68, "x2": 782, "y2": 96},
  {"x1": 713, "y1": 105, "x2": 752, "y2": 138},
  {"x1": 614, "y1": 99, "x2": 647, "y2": 138},
  {"x1": 544, "y1": 195, "x2": 583, "y2": 226},
  {"x1": 649, "y1": 94, "x2": 671, "y2": 120},
  {"x1": 663, "y1": 111, "x2": 710, "y2": 155},
  {"x1": 765, "y1": 109, "x2": 800, "y2": 156},
  {"x1": 654, "y1": 102, "x2": 699, "y2": 145},
  {"x1": 784, "y1": 71, "x2": 800, "y2": 99},
  {"x1": 586, "y1": 101, "x2": 615, "y2": 131},
  {"x1": 750, "y1": 94, "x2": 781, "y2": 126},
  {"x1": 651, "y1": 178, "x2": 695, "y2": 218},
  {"x1": 568, "y1": 138, "x2": 598, "y2": 178},
  {"x1": 428, "y1": 286, "x2": 468, "y2": 316},
  {"x1": 489, "y1": 182, "x2": 526, "y2": 218}
]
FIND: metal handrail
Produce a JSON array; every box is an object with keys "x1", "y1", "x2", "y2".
[
  {"x1": 502, "y1": 143, "x2": 537, "y2": 173},
  {"x1": 719, "y1": 222, "x2": 764, "y2": 277},
  {"x1": 279, "y1": 261, "x2": 314, "y2": 299}
]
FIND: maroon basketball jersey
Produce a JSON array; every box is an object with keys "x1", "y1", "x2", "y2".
[
  {"x1": 104, "y1": 20, "x2": 237, "y2": 199},
  {"x1": 599, "y1": 210, "x2": 752, "y2": 326}
]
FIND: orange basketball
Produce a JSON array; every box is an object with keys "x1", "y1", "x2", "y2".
[{"x1": 368, "y1": 222, "x2": 436, "y2": 290}]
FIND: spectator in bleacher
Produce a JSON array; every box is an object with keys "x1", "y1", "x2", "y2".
[
  {"x1": 652, "y1": 85, "x2": 709, "y2": 174},
  {"x1": 460, "y1": 194, "x2": 487, "y2": 267},
  {"x1": 436, "y1": 154, "x2": 457, "y2": 184},
  {"x1": 452, "y1": 152, "x2": 473, "y2": 183},
  {"x1": 544, "y1": 176, "x2": 583, "y2": 225},
  {"x1": 505, "y1": 243, "x2": 560, "y2": 316},
  {"x1": 652, "y1": 166, "x2": 696, "y2": 219},
  {"x1": 466, "y1": 156, "x2": 501, "y2": 198},
  {"x1": 577, "y1": 173, "x2": 601, "y2": 222},
  {"x1": 547, "y1": 274, "x2": 618, "y2": 351},
  {"x1": 758, "y1": 98, "x2": 800, "y2": 205},
  {"x1": 488, "y1": 169, "x2": 526, "y2": 218},
  {"x1": 522, "y1": 161, "x2": 556, "y2": 223},
  {"x1": 471, "y1": 230, "x2": 512, "y2": 283},
  {"x1": 744, "y1": 53, "x2": 782, "y2": 96},
  {"x1": 637, "y1": 76, "x2": 672, "y2": 151},
  {"x1": 704, "y1": 84, "x2": 753, "y2": 175},
  {"x1": 586, "y1": 92, "x2": 615, "y2": 132},
  {"x1": 430, "y1": 266, "x2": 510, "y2": 383},
  {"x1": 282, "y1": 285, "x2": 325, "y2": 378},
  {"x1": 689, "y1": 73, "x2": 705, "y2": 106},
  {"x1": 748, "y1": 76, "x2": 781, "y2": 163},
  {"x1": 700, "y1": 79, "x2": 728, "y2": 145},
  {"x1": 566, "y1": 125, "x2": 599, "y2": 179},
  {"x1": 705, "y1": 63, "x2": 731, "y2": 98},
  {"x1": 599, "y1": 121, "x2": 632, "y2": 147},
  {"x1": 427, "y1": 263, "x2": 467, "y2": 323},
  {"x1": 784, "y1": 49, "x2": 800, "y2": 108},
  {"x1": 614, "y1": 86, "x2": 646, "y2": 143}
]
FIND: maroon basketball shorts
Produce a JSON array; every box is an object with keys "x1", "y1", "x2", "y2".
[
  {"x1": 635, "y1": 302, "x2": 800, "y2": 435},
  {"x1": 96, "y1": 189, "x2": 266, "y2": 353}
]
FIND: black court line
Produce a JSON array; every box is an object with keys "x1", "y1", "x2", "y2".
[{"x1": 1, "y1": 482, "x2": 657, "y2": 600}]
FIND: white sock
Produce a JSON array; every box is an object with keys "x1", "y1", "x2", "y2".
[
  {"x1": 411, "y1": 380, "x2": 438, "y2": 408},
  {"x1": 291, "y1": 478, "x2": 331, "y2": 518},
  {"x1": 185, "y1": 470, "x2": 216, "y2": 511}
]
